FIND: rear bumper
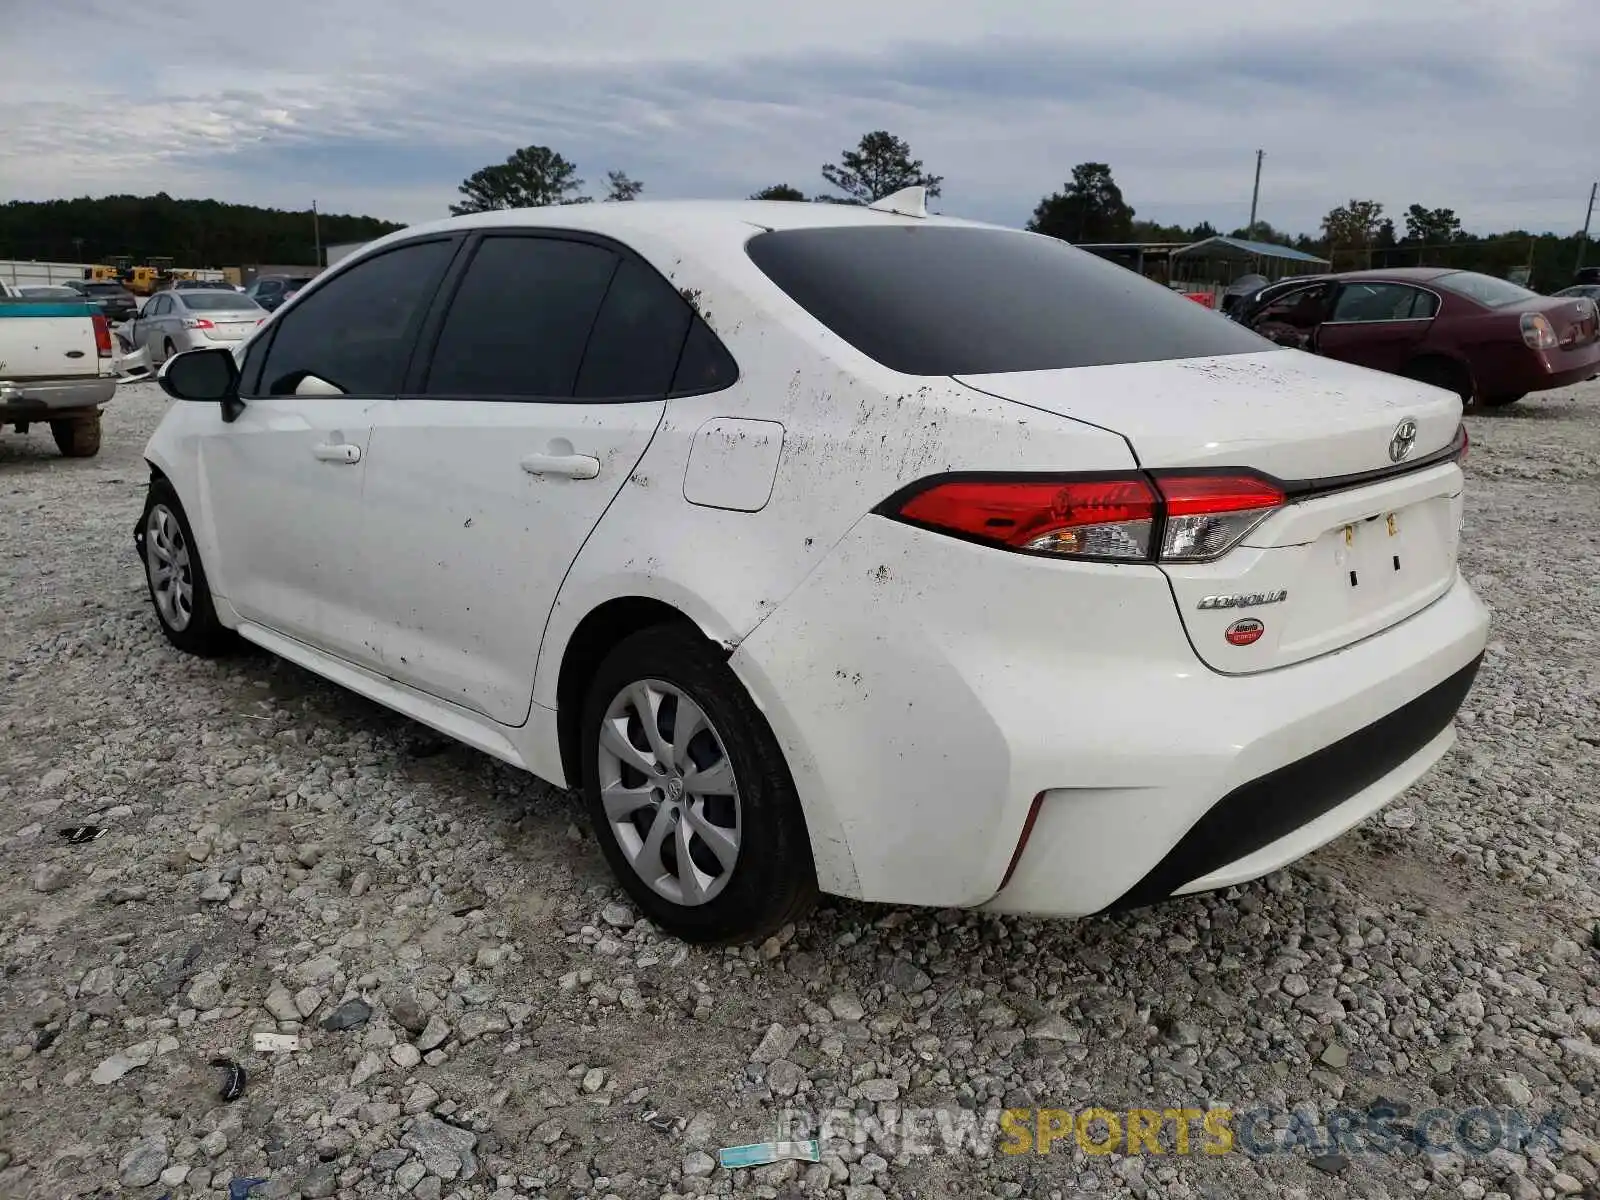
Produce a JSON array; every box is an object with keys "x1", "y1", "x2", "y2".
[
  {"x1": 732, "y1": 516, "x2": 1490, "y2": 914},
  {"x1": 0, "y1": 375, "x2": 116, "y2": 417},
  {"x1": 1475, "y1": 343, "x2": 1600, "y2": 396},
  {"x1": 1097, "y1": 651, "x2": 1480, "y2": 913}
]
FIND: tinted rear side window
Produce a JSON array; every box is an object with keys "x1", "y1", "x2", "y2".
[
  {"x1": 745, "y1": 225, "x2": 1273, "y2": 375},
  {"x1": 670, "y1": 319, "x2": 739, "y2": 395},
  {"x1": 574, "y1": 257, "x2": 693, "y2": 399},
  {"x1": 426, "y1": 236, "x2": 618, "y2": 398}
]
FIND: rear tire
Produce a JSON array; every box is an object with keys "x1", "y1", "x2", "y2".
[
  {"x1": 137, "y1": 478, "x2": 236, "y2": 657},
  {"x1": 579, "y1": 623, "x2": 818, "y2": 944},
  {"x1": 1401, "y1": 357, "x2": 1473, "y2": 405},
  {"x1": 1481, "y1": 393, "x2": 1526, "y2": 408},
  {"x1": 50, "y1": 411, "x2": 101, "y2": 458}
]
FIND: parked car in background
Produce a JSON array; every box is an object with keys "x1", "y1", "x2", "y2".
[
  {"x1": 244, "y1": 274, "x2": 315, "y2": 311},
  {"x1": 1, "y1": 281, "x2": 117, "y2": 455},
  {"x1": 17, "y1": 285, "x2": 85, "y2": 301},
  {"x1": 68, "y1": 279, "x2": 141, "y2": 325},
  {"x1": 170, "y1": 279, "x2": 243, "y2": 292},
  {"x1": 128, "y1": 289, "x2": 266, "y2": 364},
  {"x1": 140, "y1": 197, "x2": 1488, "y2": 942},
  {"x1": 1554, "y1": 284, "x2": 1600, "y2": 304},
  {"x1": 1234, "y1": 268, "x2": 1600, "y2": 406}
]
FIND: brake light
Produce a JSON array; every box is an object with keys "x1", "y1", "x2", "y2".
[
  {"x1": 887, "y1": 471, "x2": 1284, "y2": 563},
  {"x1": 1520, "y1": 312, "x2": 1558, "y2": 350},
  {"x1": 92, "y1": 312, "x2": 112, "y2": 358},
  {"x1": 183, "y1": 318, "x2": 215, "y2": 330},
  {"x1": 897, "y1": 477, "x2": 1157, "y2": 559}
]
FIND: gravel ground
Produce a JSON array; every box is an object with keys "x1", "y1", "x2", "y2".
[{"x1": 2, "y1": 380, "x2": 1599, "y2": 1200}]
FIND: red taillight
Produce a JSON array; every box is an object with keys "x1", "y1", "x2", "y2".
[
  {"x1": 92, "y1": 312, "x2": 112, "y2": 358},
  {"x1": 897, "y1": 477, "x2": 1158, "y2": 560},
  {"x1": 887, "y1": 471, "x2": 1284, "y2": 564},
  {"x1": 183, "y1": 317, "x2": 215, "y2": 330}
]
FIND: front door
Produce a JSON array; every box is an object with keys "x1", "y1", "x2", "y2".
[
  {"x1": 1313, "y1": 282, "x2": 1439, "y2": 375},
  {"x1": 202, "y1": 236, "x2": 460, "y2": 667},
  {"x1": 359, "y1": 232, "x2": 695, "y2": 726}
]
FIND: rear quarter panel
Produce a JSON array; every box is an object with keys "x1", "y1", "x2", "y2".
[{"x1": 529, "y1": 223, "x2": 1140, "y2": 887}]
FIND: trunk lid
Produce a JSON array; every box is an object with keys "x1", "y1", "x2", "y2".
[
  {"x1": 203, "y1": 316, "x2": 263, "y2": 341},
  {"x1": 1537, "y1": 294, "x2": 1599, "y2": 348},
  {"x1": 955, "y1": 349, "x2": 1466, "y2": 673}
]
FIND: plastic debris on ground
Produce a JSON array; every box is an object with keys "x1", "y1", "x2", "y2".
[
  {"x1": 251, "y1": 1032, "x2": 300, "y2": 1053},
  {"x1": 717, "y1": 1139, "x2": 822, "y2": 1169},
  {"x1": 319, "y1": 999, "x2": 373, "y2": 1031},
  {"x1": 58, "y1": 825, "x2": 105, "y2": 844},
  {"x1": 228, "y1": 1178, "x2": 269, "y2": 1199},
  {"x1": 210, "y1": 1057, "x2": 247, "y2": 1101}
]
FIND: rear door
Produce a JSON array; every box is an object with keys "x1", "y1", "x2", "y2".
[
  {"x1": 202, "y1": 237, "x2": 459, "y2": 666},
  {"x1": 1315, "y1": 282, "x2": 1439, "y2": 374},
  {"x1": 359, "y1": 230, "x2": 684, "y2": 726},
  {"x1": 132, "y1": 294, "x2": 167, "y2": 354}
]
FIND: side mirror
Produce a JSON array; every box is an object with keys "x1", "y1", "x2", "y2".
[{"x1": 159, "y1": 347, "x2": 245, "y2": 422}]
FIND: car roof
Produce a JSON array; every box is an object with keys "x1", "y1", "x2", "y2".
[
  {"x1": 1332, "y1": 267, "x2": 1462, "y2": 283},
  {"x1": 352, "y1": 198, "x2": 1008, "y2": 265}
]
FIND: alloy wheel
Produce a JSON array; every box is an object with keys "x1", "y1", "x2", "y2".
[
  {"x1": 145, "y1": 504, "x2": 194, "y2": 631},
  {"x1": 595, "y1": 679, "x2": 741, "y2": 906}
]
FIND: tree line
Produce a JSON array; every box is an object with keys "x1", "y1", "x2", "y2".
[
  {"x1": 0, "y1": 193, "x2": 404, "y2": 268},
  {"x1": 1, "y1": 132, "x2": 1590, "y2": 289},
  {"x1": 450, "y1": 135, "x2": 1593, "y2": 289}
]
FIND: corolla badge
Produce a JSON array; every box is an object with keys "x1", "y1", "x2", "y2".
[{"x1": 1389, "y1": 418, "x2": 1418, "y2": 463}]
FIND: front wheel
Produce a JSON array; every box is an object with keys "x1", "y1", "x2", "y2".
[
  {"x1": 580, "y1": 624, "x2": 818, "y2": 943},
  {"x1": 137, "y1": 479, "x2": 236, "y2": 657}
]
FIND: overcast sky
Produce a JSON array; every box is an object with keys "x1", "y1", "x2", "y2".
[{"x1": 2, "y1": 0, "x2": 1595, "y2": 237}]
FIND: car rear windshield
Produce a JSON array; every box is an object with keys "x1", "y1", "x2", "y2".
[
  {"x1": 1434, "y1": 271, "x2": 1539, "y2": 308},
  {"x1": 85, "y1": 283, "x2": 129, "y2": 295},
  {"x1": 182, "y1": 292, "x2": 262, "y2": 311},
  {"x1": 744, "y1": 225, "x2": 1272, "y2": 375}
]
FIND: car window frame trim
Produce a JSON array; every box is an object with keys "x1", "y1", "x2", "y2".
[{"x1": 1320, "y1": 282, "x2": 1443, "y2": 327}]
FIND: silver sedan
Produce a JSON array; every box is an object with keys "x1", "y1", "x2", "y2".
[{"x1": 130, "y1": 290, "x2": 267, "y2": 364}]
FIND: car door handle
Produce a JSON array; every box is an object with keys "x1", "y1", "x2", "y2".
[
  {"x1": 312, "y1": 442, "x2": 361, "y2": 464},
  {"x1": 520, "y1": 453, "x2": 599, "y2": 479}
]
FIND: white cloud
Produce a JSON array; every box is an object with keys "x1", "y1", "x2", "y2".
[{"x1": 0, "y1": 0, "x2": 1594, "y2": 234}]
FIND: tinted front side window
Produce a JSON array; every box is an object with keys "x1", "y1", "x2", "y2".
[
  {"x1": 574, "y1": 258, "x2": 694, "y2": 399},
  {"x1": 254, "y1": 239, "x2": 454, "y2": 396},
  {"x1": 745, "y1": 225, "x2": 1272, "y2": 375},
  {"x1": 426, "y1": 236, "x2": 618, "y2": 398}
]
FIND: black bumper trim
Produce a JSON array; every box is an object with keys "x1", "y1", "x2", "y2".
[{"x1": 1101, "y1": 650, "x2": 1484, "y2": 915}]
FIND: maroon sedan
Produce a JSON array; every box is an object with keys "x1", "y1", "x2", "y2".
[{"x1": 1236, "y1": 268, "x2": 1600, "y2": 407}]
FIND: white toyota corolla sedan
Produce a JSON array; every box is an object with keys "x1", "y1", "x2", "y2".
[{"x1": 138, "y1": 191, "x2": 1490, "y2": 943}]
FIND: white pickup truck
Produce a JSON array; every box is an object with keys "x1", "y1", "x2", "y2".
[{"x1": 0, "y1": 280, "x2": 118, "y2": 457}]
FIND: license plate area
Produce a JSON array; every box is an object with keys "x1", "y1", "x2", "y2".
[{"x1": 1334, "y1": 510, "x2": 1410, "y2": 601}]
